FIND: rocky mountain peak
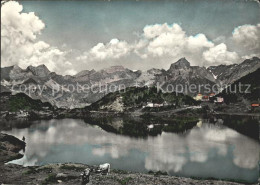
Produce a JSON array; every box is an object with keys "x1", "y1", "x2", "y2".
[
  {"x1": 147, "y1": 68, "x2": 164, "y2": 74},
  {"x1": 12, "y1": 65, "x2": 22, "y2": 71},
  {"x1": 1, "y1": 66, "x2": 15, "y2": 81},
  {"x1": 103, "y1": 65, "x2": 125, "y2": 73},
  {"x1": 26, "y1": 64, "x2": 50, "y2": 77},
  {"x1": 169, "y1": 57, "x2": 190, "y2": 71},
  {"x1": 2, "y1": 56, "x2": 260, "y2": 108},
  {"x1": 74, "y1": 69, "x2": 96, "y2": 78},
  {"x1": 207, "y1": 56, "x2": 260, "y2": 83},
  {"x1": 241, "y1": 57, "x2": 260, "y2": 65},
  {"x1": 1, "y1": 66, "x2": 14, "y2": 72}
]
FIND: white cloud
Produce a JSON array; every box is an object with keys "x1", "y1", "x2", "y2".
[
  {"x1": 241, "y1": 53, "x2": 260, "y2": 60},
  {"x1": 203, "y1": 43, "x2": 240, "y2": 65},
  {"x1": 137, "y1": 23, "x2": 239, "y2": 66},
  {"x1": 77, "y1": 23, "x2": 221, "y2": 66},
  {"x1": 186, "y1": 34, "x2": 214, "y2": 50},
  {"x1": 64, "y1": 69, "x2": 77, "y2": 76},
  {"x1": 77, "y1": 38, "x2": 132, "y2": 61},
  {"x1": 232, "y1": 24, "x2": 260, "y2": 53},
  {"x1": 76, "y1": 23, "x2": 242, "y2": 68},
  {"x1": 142, "y1": 24, "x2": 214, "y2": 59},
  {"x1": 2, "y1": 1, "x2": 252, "y2": 73},
  {"x1": 1, "y1": 1, "x2": 74, "y2": 75},
  {"x1": 143, "y1": 23, "x2": 184, "y2": 39},
  {"x1": 144, "y1": 24, "x2": 186, "y2": 57}
]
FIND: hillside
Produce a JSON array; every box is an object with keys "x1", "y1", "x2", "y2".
[
  {"x1": 0, "y1": 92, "x2": 53, "y2": 112},
  {"x1": 87, "y1": 86, "x2": 199, "y2": 112},
  {"x1": 217, "y1": 68, "x2": 260, "y2": 104},
  {"x1": 208, "y1": 57, "x2": 260, "y2": 85}
]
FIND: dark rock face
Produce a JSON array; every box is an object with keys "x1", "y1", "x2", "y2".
[
  {"x1": 0, "y1": 133, "x2": 25, "y2": 164},
  {"x1": 0, "y1": 133, "x2": 25, "y2": 152},
  {"x1": 1, "y1": 57, "x2": 259, "y2": 108},
  {"x1": 0, "y1": 64, "x2": 142, "y2": 108},
  {"x1": 74, "y1": 69, "x2": 96, "y2": 80},
  {"x1": 26, "y1": 65, "x2": 50, "y2": 78},
  {"x1": 0, "y1": 66, "x2": 14, "y2": 81},
  {"x1": 208, "y1": 57, "x2": 260, "y2": 84},
  {"x1": 0, "y1": 85, "x2": 11, "y2": 93},
  {"x1": 168, "y1": 57, "x2": 190, "y2": 71}
]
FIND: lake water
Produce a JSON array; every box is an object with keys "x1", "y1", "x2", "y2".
[{"x1": 3, "y1": 118, "x2": 260, "y2": 183}]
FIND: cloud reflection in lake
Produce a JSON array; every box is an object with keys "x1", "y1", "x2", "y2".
[{"x1": 4, "y1": 118, "x2": 259, "y2": 183}]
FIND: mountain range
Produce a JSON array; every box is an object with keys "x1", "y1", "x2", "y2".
[
  {"x1": 216, "y1": 67, "x2": 260, "y2": 104},
  {"x1": 1, "y1": 57, "x2": 259, "y2": 108}
]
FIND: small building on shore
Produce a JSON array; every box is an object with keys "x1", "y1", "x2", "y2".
[
  {"x1": 194, "y1": 93, "x2": 203, "y2": 101},
  {"x1": 209, "y1": 93, "x2": 215, "y2": 97},
  {"x1": 251, "y1": 103, "x2": 260, "y2": 111},
  {"x1": 213, "y1": 97, "x2": 224, "y2": 103},
  {"x1": 202, "y1": 95, "x2": 209, "y2": 101},
  {"x1": 16, "y1": 110, "x2": 29, "y2": 118},
  {"x1": 146, "y1": 102, "x2": 154, "y2": 107},
  {"x1": 251, "y1": 103, "x2": 259, "y2": 107},
  {"x1": 153, "y1": 103, "x2": 163, "y2": 107},
  {"x1": 144, "y1": 102, "x2": 164, "y2": 108}
]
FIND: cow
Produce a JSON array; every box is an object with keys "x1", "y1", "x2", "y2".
[
  {"x1": 81, "y1": 168, "x2": 90, "y2": 184},
  {"x1": 98, "y1": 163, "x2": 110, "y2": 175}
]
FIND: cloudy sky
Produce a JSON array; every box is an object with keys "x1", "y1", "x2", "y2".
[{"x1": 1, "y1": 0, "x2": 260, "y2": 75}]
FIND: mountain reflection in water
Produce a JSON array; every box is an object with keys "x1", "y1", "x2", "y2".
[{"x1": 4, "y1": 118, "x2": 260, "y2": 183}]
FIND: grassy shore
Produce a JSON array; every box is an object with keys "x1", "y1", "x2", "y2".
[{"x1": 1, "y1": 163, "x2": 257, "y2": 185}]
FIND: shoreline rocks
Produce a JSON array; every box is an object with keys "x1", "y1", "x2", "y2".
[
  {"x1": 0, "y1": 133, "x2": 25, "y2": 164},
  {"x1": 0, "y1": 163, "x2": 257, "y2": 185}
]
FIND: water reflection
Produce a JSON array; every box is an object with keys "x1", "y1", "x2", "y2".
[{"x1": 3, "y1": 118, "x2": 260, "y2": 183}]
